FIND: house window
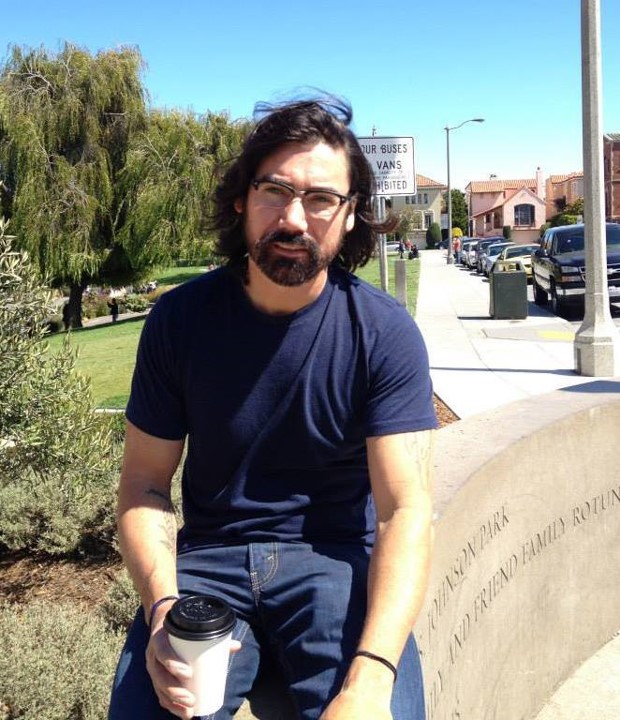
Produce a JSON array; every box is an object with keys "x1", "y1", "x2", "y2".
[
  {"x1": 405, "y1": 195, "x2": 415, "y2": 205},
  {"x1": 514, "y1": 204, "x2": 535, "y2": 226},
  {"x1": 424, "y1": 193, "x2": 428, "y2": 204},
  {"x1": 424, "y1": 212, "x2": 433, "y2": 229},
  {"x1": 417, "y1": 193, "x2": 422, "y2": 204}
]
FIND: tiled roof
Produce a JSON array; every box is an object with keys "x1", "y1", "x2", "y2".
[
  {"x1": 548, "y1": 172, "x2": 583, "y2": 184},
  {"x1": 471, "y1": 186, "x2": 543, "y2": 216},
  {"x1": 466, "y1": 179, "x2": 536, "y2": 193},
  {"x1": 416, "y1": 173, "x2": 446, "y2": 189},
  {"x1": 605, "y1": 133, "x2": 620, "y2": 143}
]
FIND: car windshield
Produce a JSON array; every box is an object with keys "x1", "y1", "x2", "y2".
[
  {"x1": 606, "y1": 225, "x2": 620, "y2": 247},
  {"x1": 488, "y1": 244, "x2": 510, "y2": 257},
  {"x1": 504, "y1": 245, "x2": 538, "y2": 258}
]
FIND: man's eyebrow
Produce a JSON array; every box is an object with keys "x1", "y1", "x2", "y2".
[{"x1": 258, "y1": 174, "x2": 343, "y2": 194}]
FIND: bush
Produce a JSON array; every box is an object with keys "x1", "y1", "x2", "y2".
[
  {"x1": 0, "y1": 601, "x2": 123, "y2": 720},
  {"x1": 0, "y1": 229, "x2": 122, "y2": 557},
  {"x1": 122, "y1": 293, "x2": 150, "y2": 312},
  {"x1": 82, "y1": 293, "x2": 111, "y2": 320},
  {"x1": 502, "y1": 225, "x2": 512, "y2": 240},
  {"x1": 426, "y1": 222, "x2": 442, "y2": 249},
  {"x1": 100, "y1": 569, "x2": 140, "y2": 632}
]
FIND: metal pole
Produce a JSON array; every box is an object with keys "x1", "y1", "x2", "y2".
[
  {"x1": 574, "y1": 0, "x2": 620, "y2": 376},
  {"x1": 376, "y1": 196, "x2": 388, "y2": 293},
  {"x1": 446, "y1": 127, "x2": 453, "y2": 264},
  {"x1": 444, "y1": 118, "x2": 484, "y2": 265}
]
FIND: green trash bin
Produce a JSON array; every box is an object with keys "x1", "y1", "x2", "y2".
[{"x1": 489, "y1": 260, "x2": 528, "y2": 319}]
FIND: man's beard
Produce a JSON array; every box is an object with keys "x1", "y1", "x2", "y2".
[{"x1": 249, "y1": 230, "x2": 340, "y2": 287}]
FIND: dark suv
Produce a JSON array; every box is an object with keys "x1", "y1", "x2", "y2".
[{"x1": 531, "y1": 223, "x2": 620, "y2": 316}]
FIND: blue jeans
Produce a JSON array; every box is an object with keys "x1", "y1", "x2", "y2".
[{"x1": 108, "y1": 542, "x2": 425, "y2": 719}]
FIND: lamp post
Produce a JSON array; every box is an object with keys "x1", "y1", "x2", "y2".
[{"x1": 445, "y1": 118, "x2": 484, "y2": 264}]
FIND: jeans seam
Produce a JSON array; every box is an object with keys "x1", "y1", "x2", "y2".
[{"x1": 259, "y1": 541, "x2": 279, "y2": 588}]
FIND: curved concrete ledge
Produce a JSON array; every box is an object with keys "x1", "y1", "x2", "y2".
[{"x1": 415, "y1": 379, "x2": 620, "y2": 720}]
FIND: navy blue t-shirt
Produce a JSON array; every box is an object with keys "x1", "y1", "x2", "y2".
[{"x1": 127, "y1": 266, "x2": 437, "y2": 549}]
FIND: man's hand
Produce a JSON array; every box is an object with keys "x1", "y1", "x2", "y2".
[
  {"x1": 145, "y1": 607, "x2": 242, "y2": 719},
  {"x1": 146, "y1": 623, "x2": 196, "y2": 719}
]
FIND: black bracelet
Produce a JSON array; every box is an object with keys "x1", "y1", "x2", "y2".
[
  {"x1": 148, "y1": 595, "x2": 179, "y2": 628},
  {"x1": 353, "y1": 650, "x2": 398, "y2": 683}
]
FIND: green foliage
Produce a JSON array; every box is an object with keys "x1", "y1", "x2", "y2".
[
  {"x1": 426, "y1": 222, "x2": 442, "y2": 249},
  {"x1": 122, "y1": 293, "x2": 150, "y2": 312},
  {"x1": 100, "y1": 569, "x2": 140, "y2": 632},
  {"x1": 0, "y1": 229, "x2": 121, "y2": 555},
  {"x1": 117, "y1": 109, "x2": 249, "y2": 269},
  {"x1": 0, "y1": 601, "x2": 124, "y2": 720},
  {"x1": 503, "y1": 225, "x2": 512, "y2": 240},
  {"x1": 566, "y1": 197, "x2": 584, "y2": 216},
  {"x1": 0, "y1": 44, "x2": 249, "y2": 325},
  {"x1": 396, "y1": 208, "x2": 422, "y2": 239},
  {"x1": 539, "y1": 222, "x2": 551, "y2": 237},
  {"x1": 0, "y1": 43, "x2": 147, "y2": 286},
  {"x1": 550, "y1": 213, "x2": 579, "y2": 227},
  {"x1": 445, "y1": 189, "x2": 469, "y2": 233}
]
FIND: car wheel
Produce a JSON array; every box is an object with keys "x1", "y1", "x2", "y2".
[
  {"x1": 550, "y1": 283, "x2": 569, "y2": 318},
  {"x1": 533, "y1": 279, "x2": 547, "y2": 306}
]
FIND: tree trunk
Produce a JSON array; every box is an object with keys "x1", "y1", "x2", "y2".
[{"x1": 67, "y1": 282, "x2": 86, "y2": 329}]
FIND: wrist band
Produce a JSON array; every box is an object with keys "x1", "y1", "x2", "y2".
[
  {"x1": 353, "y1": 650, "x2": 398, "y2": 683},
  {"x1": 148, "y1": 595, "x2": 179, "y2": 628}
]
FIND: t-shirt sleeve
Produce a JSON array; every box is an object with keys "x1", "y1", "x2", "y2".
[
  {"x1": 365, "y1": 306, "x2": 437, "y2": 436},
  {"x1": 125, "y1": 296, "x2": 187, "y2": 440}
]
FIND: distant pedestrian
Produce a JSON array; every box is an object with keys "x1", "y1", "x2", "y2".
[
  {"x1": 409, "y1": 244, "x2": 419, "y2": 260},
  {"x1": 108, "y1": 297, "x2": 119, "y2": 323},
  {"x1": 398, "y1": 239, "x2": 405, "y2": 258},
  {"x1": 453, "y1": 236, "x2": 461, "y2": 264},
  {"x1": 62, "y1": 302, "x2": 71, "y2": 331}
]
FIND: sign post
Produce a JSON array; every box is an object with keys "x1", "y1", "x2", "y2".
[{"x1": 359, "y1": 136, "x2": 416, "y2": 292}]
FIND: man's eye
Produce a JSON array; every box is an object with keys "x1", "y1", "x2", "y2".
[
  {"x1": 307, "y1": 192, "x2": 336, "y2": 206},
  {"x1": 263, "y1": 184, "x2": 289, "y2": 197}
]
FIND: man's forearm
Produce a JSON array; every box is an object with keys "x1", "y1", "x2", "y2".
[
  {"x1": 117, "y1": 485, "x2": 180, "y2": 619},
  {"x1": 359, "y1": 502, "x2": 433, "y2": 662}
]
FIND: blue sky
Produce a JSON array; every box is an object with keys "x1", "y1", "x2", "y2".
[{"x1": 2, "y1": 0, "x2": 619, "y2": 190}]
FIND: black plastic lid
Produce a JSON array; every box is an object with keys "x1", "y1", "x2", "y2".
[{"x1": 164, "y1": 595, "x2": 236, "y2": 641}]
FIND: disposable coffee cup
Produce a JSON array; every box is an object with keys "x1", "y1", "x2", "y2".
[{"x1": 164, "y1": 594, "x2": 236, "y2": 715}]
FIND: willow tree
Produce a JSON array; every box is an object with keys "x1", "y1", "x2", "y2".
[
  {"x1": 0, "y1": 43, "x2": 147, "y2": 326},
  {"x1": 117, "y1": 108, "x2": 250, "y2": 268}
]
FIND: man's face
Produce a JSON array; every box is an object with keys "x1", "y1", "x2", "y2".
[{"x1": 235, "y1": 141, "x2": 356, "y2": 287}]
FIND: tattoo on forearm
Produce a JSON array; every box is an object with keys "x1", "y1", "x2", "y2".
[
  {"x1": 145, "y1": 487, "x2": 177, "y2": 553},
  {"x1": 404, "y1": 430, "x2": 434, "y2": 491}
]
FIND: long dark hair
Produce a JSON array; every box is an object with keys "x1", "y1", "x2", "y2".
[{"x1": 212, "y1": 96, "x2": 397, "y2": 278}]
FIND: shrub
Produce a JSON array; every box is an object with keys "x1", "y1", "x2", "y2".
[
  {"x1": 82, "y1": 293, "x2": 111, "y2": 320},
  {"x1": 426, "y1": 222, "x2": 442, "y2": 249},
  {"x1": 122, "y1": 293, "x2": 150, "y2": 312},
  {"x1": 100, "y1": 569, "x2": 140, "y2": 632},
  {"x1": 502, "y1": 225, "x2": 512, "y2": 240},
  {"x1": 0, "y1": 601, "x2": 123, "y2": 720},
  {"x1": 0, "y1": 228, "x2": 122, "y2": 557}
]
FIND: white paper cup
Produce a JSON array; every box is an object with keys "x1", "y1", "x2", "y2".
[{"x1": 164, "y1": 595, "x2": 236, "y2": 716}]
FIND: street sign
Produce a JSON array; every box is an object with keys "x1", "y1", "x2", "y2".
[{"x1": 358, "y1": 136, "x2": 416, "y2": 196}]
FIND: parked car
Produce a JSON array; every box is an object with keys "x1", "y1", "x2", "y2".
[
  {"x1": 464, "y1": 240, "x2": 480, "y2": 268},
  {"x1": 531, "y1": 223, "x2": 620, "y2": 316},
  {"x1": 496, "y1": 243, "x2": 541, "y2": 279},
  {"x1": 475, "y1": 236, "x2": 505, "y2": 274},
  {"x1": 483, "y1": 242, "x2": 516, "y2": 276},
  {"x1": 460, "y1": 240, "x2": 475, "y2": 265}
]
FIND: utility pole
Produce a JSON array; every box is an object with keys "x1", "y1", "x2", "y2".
[{"x1": 574, "y1": 0, "x2": 620, "y2": 375}]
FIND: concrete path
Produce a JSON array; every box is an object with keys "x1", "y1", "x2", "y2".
[{"x1": 415, "y1": 249, "x2": 620, "y2": 719}]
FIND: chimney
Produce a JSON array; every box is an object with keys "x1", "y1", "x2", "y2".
[{"x1": 536, "y1": 167, "x2": 544, "y2": 200}]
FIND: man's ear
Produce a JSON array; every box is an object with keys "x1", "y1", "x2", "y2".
[
  {"x1": 345, "y1": 200, "x2": 357, "y2": 233},
  {"x1": 234, "y1": 198, "x2": 244, "y2": 214}
]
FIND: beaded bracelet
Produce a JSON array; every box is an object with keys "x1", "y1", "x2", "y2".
[
  {"x1": 148, "y1": 595, "x2": 179, "y2": 628},
  {"x1": 353, "y1": 650, "x2": 398, "y2": 683}
]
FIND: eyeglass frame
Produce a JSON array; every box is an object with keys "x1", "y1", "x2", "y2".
[{"x1": 250, "y1": 177, "x2": 356, "y2": 214}]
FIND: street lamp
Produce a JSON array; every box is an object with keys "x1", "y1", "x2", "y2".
[{"x1": 445, "y1": 118, "x2": 485, "y2": 264}]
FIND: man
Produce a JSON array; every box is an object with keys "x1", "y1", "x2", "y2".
[{"x1": 109, "y1": 97, "x2": 436, "y2": 720}]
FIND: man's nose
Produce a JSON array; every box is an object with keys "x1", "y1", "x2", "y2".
[{"x1": 278, "y1": 197, "x2": 308, "y2": 233}]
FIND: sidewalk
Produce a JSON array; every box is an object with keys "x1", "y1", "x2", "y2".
[
  {"x1": 415, "y1": 249, "x2": 596, "y2": 420},
  {"x1": 415, "y1": 249, "x2": 620, "y2": 719}
]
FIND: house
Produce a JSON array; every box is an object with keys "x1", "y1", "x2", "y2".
[
  {"x1": 390, "y1": 173, "x2": 446, "y2": 232},
  {"x1": 465, "y1": 169, "x2": 546, "y2": 243},
  {"x1": 545, "y1": 172, "x2": 584, "y2": 220},
  {"x1": 604, "y1": 134, "x2": 620, "y2": 222}
]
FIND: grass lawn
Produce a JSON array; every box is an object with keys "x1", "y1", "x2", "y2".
[{"x1": 48, "y1": 258, "x2": 420, "y2": 408}]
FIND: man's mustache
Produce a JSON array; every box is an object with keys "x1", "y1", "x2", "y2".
[{"x1": 258, "y1": 231, "x2": 316, "y2": 249}]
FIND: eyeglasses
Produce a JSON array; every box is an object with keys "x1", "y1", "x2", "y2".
[{"x1": 251, "y1": 178, "x2": 354, "y2": 219}]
